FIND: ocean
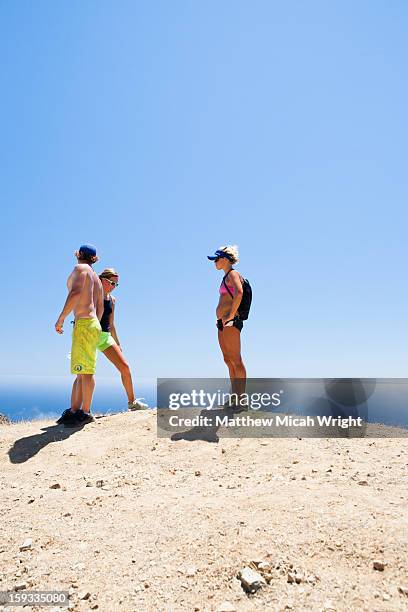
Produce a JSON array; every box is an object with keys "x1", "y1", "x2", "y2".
[
  {"x1": 0, "y1": 376, "x2": 157, "y2": 423},
  {"x1": 1, "y1": 376, "x2": 407, "y2": 430}
]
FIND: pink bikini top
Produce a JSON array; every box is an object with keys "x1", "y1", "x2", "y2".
[{"x1": 219, "y1": 280, "x2": 235, "y2": 296}]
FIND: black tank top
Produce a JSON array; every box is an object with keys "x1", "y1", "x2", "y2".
[{"x1": 100, "y1": 297, "x2": 113, "y2": 332}]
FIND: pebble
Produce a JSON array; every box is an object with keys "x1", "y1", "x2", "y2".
[
  {"x1": 195, "y1": 470, "x2": 201, "y2": 476},
  {"x1": 19, "y1": 539, "x2": 32, "y2": 551},
  {"x1": 373, "y1": 560, "x2": 385, "y2": 571},
  {"x1": 96, "y1": 480, "x2": 104, "y2": 488},
  {"x1": 307, "y1": 574, "x2": 318, "y2": 585},
  {"x1": 49, "y1": 483, "x2": 61, "y2": 489},
  {"x1": 78, "y1": 590, "x2": 91, "y2": 600},
  {"x1": 257, "y1": 561, "x2": 271, "y2": 571},
  {"x1": 358, "y1": 480, "x2": 369, "y2": 486},
  {"x1": 398, "y1": 586, "x2": 408, "y2": 596},
  {"x1": 237, "y1": 567, "x2": 265, "y2": 593},
  {"x1": 14, "y1": 582, "x2": 27, "y2": 591}
]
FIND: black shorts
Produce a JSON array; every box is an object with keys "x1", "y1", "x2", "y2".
[{"x1": 217, "y1": 317, "x2": 243, "y2": 332}]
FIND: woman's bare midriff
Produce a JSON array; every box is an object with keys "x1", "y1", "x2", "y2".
[{"x1": 216, "y1": 294, "x2": 233, "y2": 320}]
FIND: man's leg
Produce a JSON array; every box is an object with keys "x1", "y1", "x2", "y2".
[
  {"x1": 80, "y1": 374, "x2": 95, "y2": 414},
  {"x1": 70, "y1": 375, "x2": 83, "y2": 411}
]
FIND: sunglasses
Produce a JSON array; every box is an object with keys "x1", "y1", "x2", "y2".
[{"x1": 103, "y1": 278, "x2": 119, "y2": 287}]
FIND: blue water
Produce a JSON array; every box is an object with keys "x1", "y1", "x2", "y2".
[
  {"x1": 1, "y1": 376, "x2": 407, "y2": 429},
  {"x1": 0, "y1": 376, "x2": 157, "y2": 422}
]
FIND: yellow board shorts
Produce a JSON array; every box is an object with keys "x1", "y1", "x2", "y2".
[{"x1": 71, "y1": 318, "x2": 102, "y2": 375}]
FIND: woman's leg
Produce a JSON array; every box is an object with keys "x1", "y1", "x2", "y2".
[
  {"x1": 221, "y1": 327, "x2": 246, "y2": 397},
  {"x1": 218, "y1": 330, "x2": 235, "y2": 380},
  {"x1": 103, "y1": 345, "x2": 135, "y2": 402}
]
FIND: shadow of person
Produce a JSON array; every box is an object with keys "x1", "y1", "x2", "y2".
[
  {"x1": 170, "y1": 408, "x2": 244, "y2": 443},
  {"x1": 8, "y1": 424, "x2": 84, "y2": 464},
  {"x1": 304, "y1": 379, "x2": 374, "y2": 438},
  {"x1": 169, "y1": 405, "x2": 248, "y2": 443},
  {"x1": 170, "y1": 407, "x2": 223, "y2": 443}
]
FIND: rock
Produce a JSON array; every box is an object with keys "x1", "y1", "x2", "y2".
[
  {"x1": 0, "y1": 413, "x2": 10, "y2": 425},
  {"x1": 96, "y1": 480, "x2": 104, "y2": 488},
  {"x1": 250, "y1": 557, "x2": 265, "y2": 567},
  {"x1": 373, "y1": 560, "x2": 385, "y2": 571},
  {"x1": 237, "y1": 567, "x2": 265, "y2": 593},
  {"x1": 256, "y1": 561, "x2": 271, "y2": 572},
  {"x1": 216, "y1": 602, "x2": 236, "y2": 612},
  {"x1": 78, "y1": 590, "x2": 91, "y2": 600},
  {"x1": 195, "y1": 470, "x2": 201, "y2": 476},
  {"x1": 307, "y1": 574, "x2": 318, "y2": 585},
  {"x1": 358, "y1": 480, "x2": 369, "y2": 486},
  {"x1": 49, "y1": 483, "x2": 61, "y2": 489},
  {"x1": 20, "y1": 539, "x2": 33, "y2": 551},
  {"x1": 288, "y1": 571, "x2": 303, "y2": 584},
  {"x1": 398, "y1": 586, "x2": 408, "y2": 596},
  {"x1": 14, "y1": 582, "x2": 27, "y2": 591}
]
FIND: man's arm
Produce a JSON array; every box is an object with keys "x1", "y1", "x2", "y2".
[
  {"x1": 223, "y1": 270, "x2": 243, "y2": 323},
  {"x1": 55, "y1": 267, "x2": 87, "y2": 334}
]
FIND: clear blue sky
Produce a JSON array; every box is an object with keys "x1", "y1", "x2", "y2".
[{"x1": 1, "y1": 0, "x2": 407, "y2": 381}]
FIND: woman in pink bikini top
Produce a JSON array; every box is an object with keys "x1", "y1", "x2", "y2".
[{"x1": 207, "y1": 245, "x2": 247, "y2": 407}]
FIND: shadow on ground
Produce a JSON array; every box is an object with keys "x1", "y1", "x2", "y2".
[{"x1": 8, "y1": 424, "x2": 84, "y2": 464}]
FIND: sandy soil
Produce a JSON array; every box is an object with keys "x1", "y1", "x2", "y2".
[{"x1": 0, "y1": 411, "x2": 407, "y2": 612}]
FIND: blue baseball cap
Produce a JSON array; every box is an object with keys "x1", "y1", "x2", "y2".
[
  {"x1": 207, "y1": 249, "x2": 233, "y2": 262},
  {"x1": 78, "y1": 244, "x2": 97, "y2": 258}
]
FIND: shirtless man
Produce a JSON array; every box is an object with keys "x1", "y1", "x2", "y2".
[{"x1": 55, "y1": 244, "x2": 103, "y2": 426}]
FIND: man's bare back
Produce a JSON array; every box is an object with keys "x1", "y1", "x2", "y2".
[
  {"x1": 67, "y1": 264, "x2": 103, "y2": 320},
  {"x1": 55, "y1": 261, "x2": 103, "y2": 335}
]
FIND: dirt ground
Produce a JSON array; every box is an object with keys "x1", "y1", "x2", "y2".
[{"x1": 0, "y1": 411, "x2": 407, "y2": 612}]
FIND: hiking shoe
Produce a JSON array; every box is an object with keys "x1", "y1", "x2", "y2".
[
  {"x1": 74, "y1": 410, "x2": 95, "y2": 425},
  {"x1": 56, "y1": 409, "x2": 71, "y2": 424},
  {"x1": 128, "y1": 398, "x2": 148, "y2": 411},
  {"x1": 57, "y1": 409, "x2": 79, "y2": 426}
]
